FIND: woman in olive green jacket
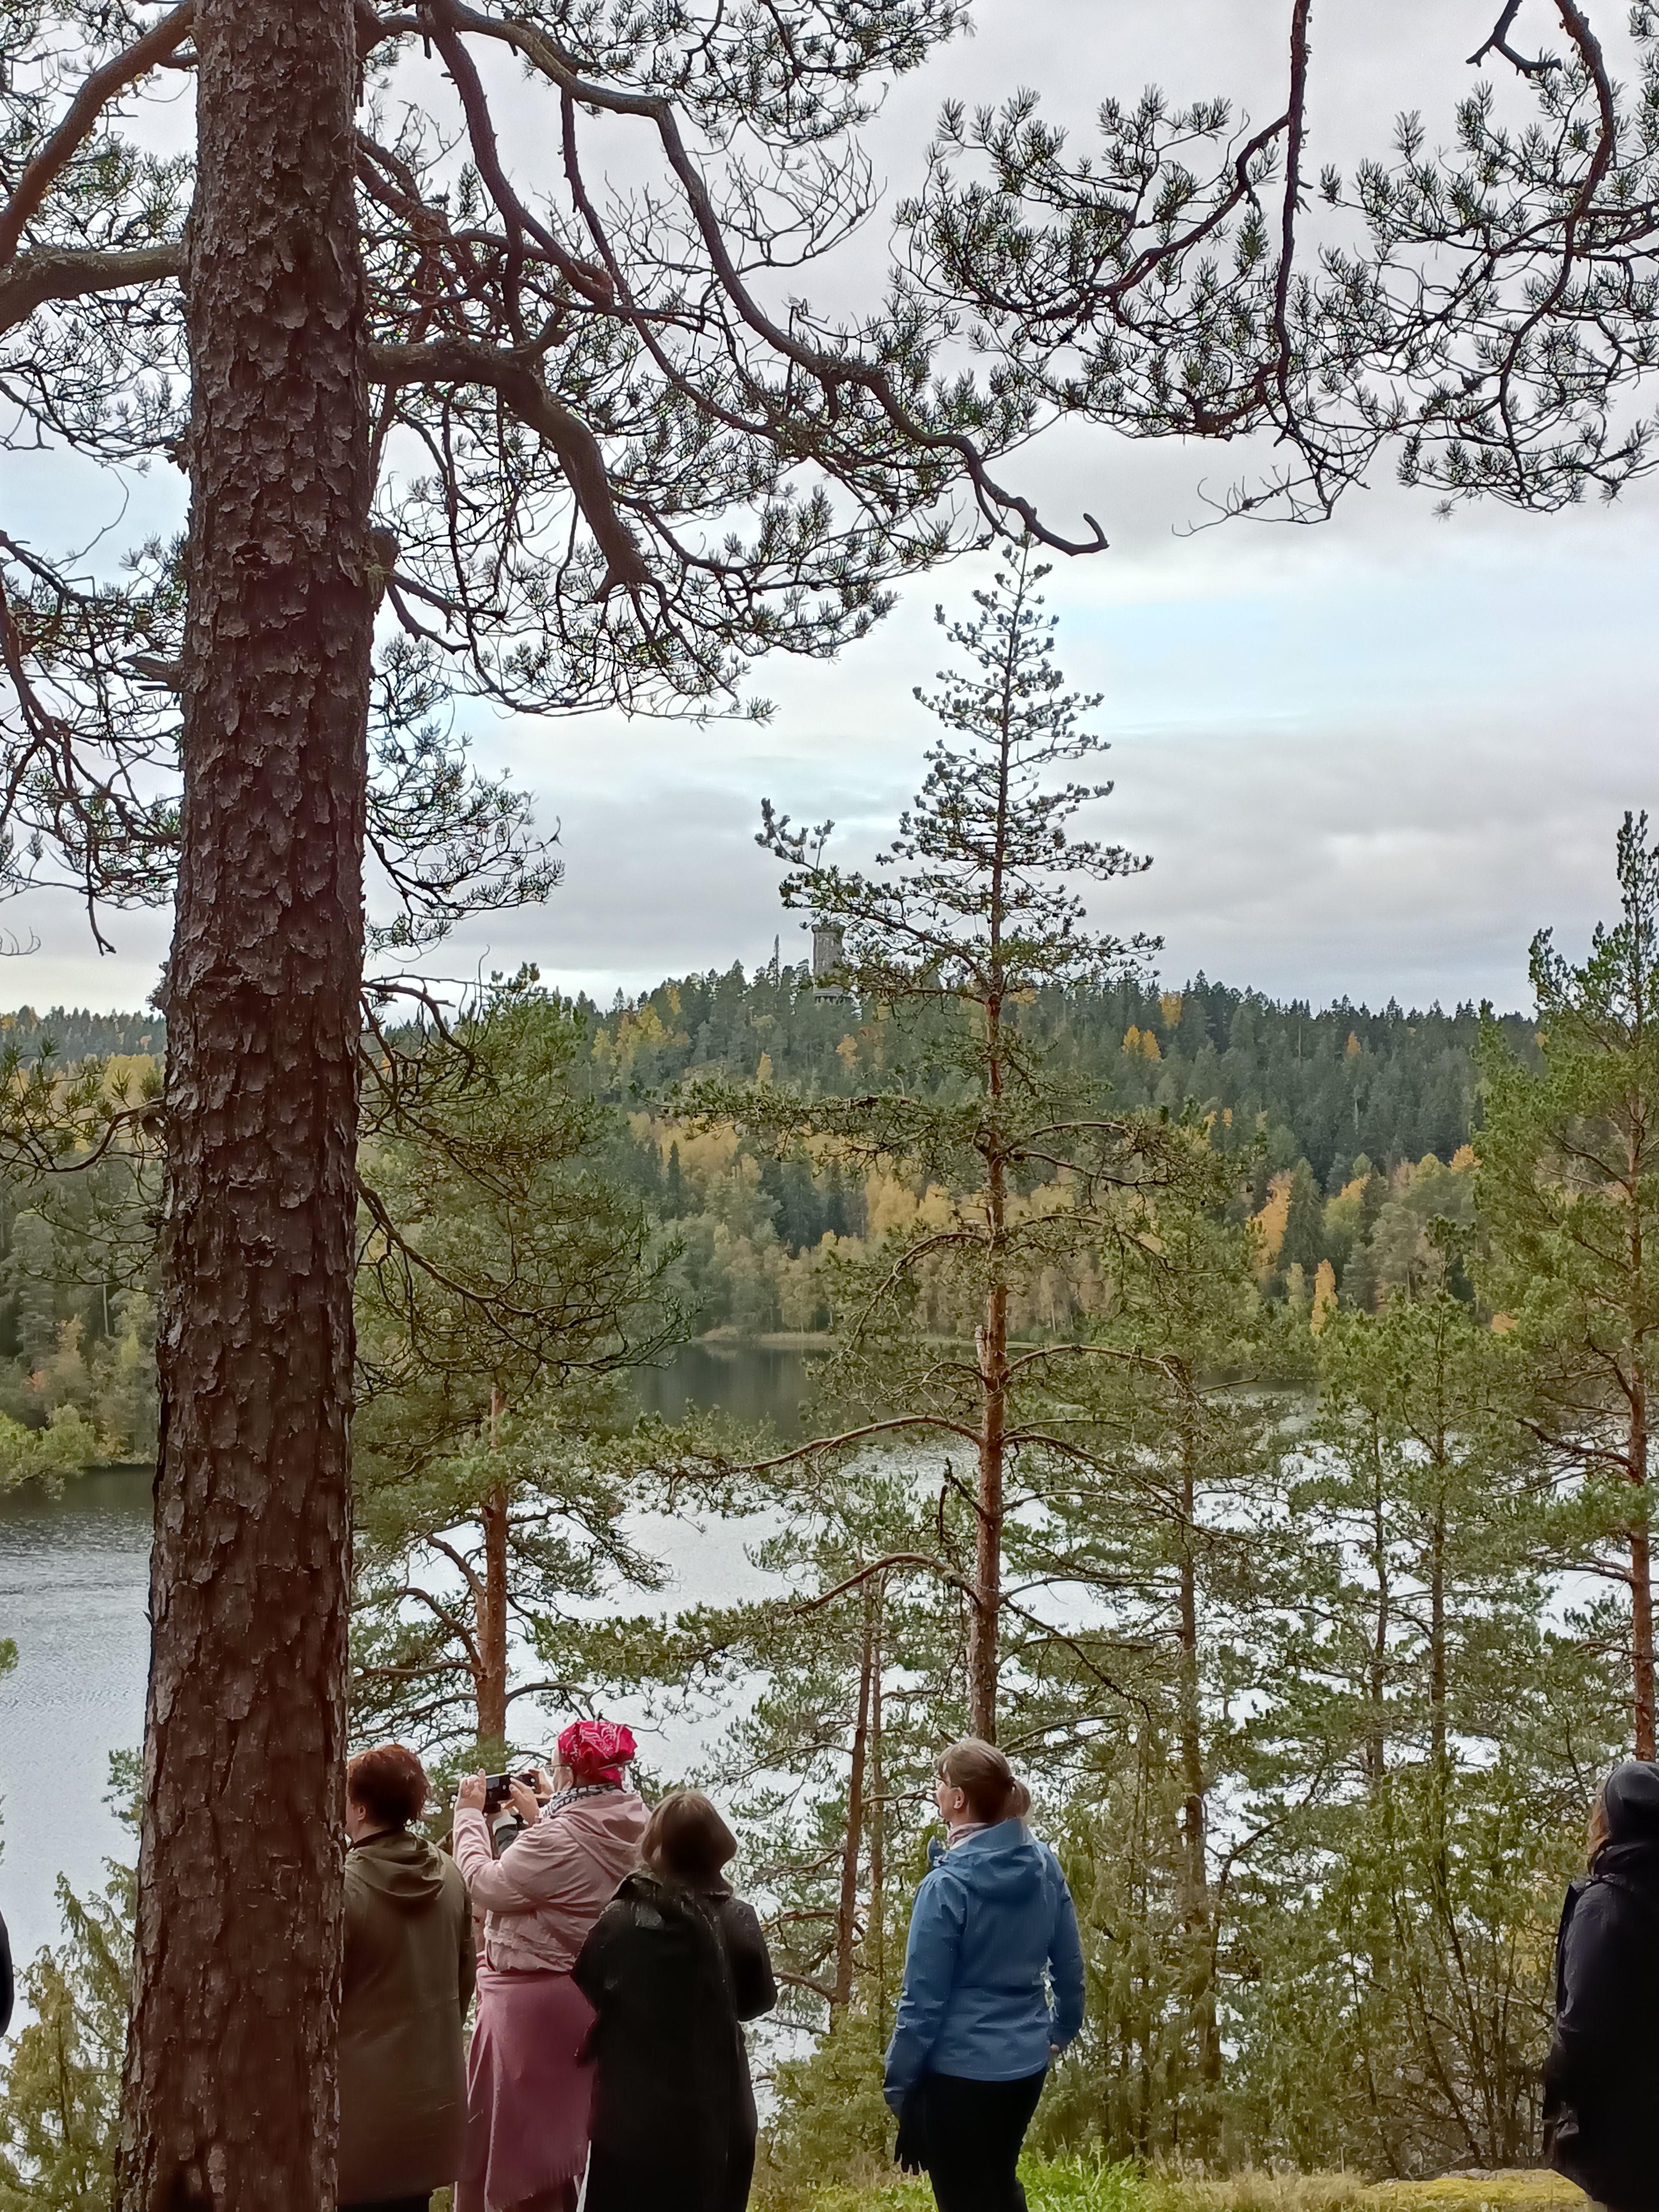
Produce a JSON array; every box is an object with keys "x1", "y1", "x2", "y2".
[{"x1": 341, "y1": 1745, "x2": 475, "y2": 2212}]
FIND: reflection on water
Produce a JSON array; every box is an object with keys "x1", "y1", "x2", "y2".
[
  {"x1": 0, "y1": 1467, "x2": 154, "y2": 1971},
  {"x1": 632, "y1": 1341, "x2": 819, "y2": 1429},
  {"x1": 0, "y1": 1346, "x2": 818, "y2": 1975}
]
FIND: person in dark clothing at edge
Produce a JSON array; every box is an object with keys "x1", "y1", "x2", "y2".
[
  {"x1": 0, "y1": 1905, "x2": 13, "y2": 2040},
  {"x1": 340, "y1": 1743, "x2": 475, "y2": 2212},
  {"x1": 1545, "y1": 1759, "x2": 1659, "y2": 2212},
  {"x1": 885, "y1": 1740, "x2": 1085, "y2": 2212},
  {"x1": 573, "y1": 1790, "x2": 777, "y2": 2212}
]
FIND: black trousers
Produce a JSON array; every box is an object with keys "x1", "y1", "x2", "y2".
[{"x1": 913, "y1": 2068, "x2": 1048, "y2": 2212}]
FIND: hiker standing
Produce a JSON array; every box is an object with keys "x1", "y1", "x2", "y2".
[
  {"x1": 339, "y1": 1744, "x2": 475, "y2": 2212},
  {"x1": 1545, "y1": 1759, "x2": 1659, "y2": 2212},
  {"x1": 452, "y1": 1719, "x2": 649, "y2": 2212},
  {"x1": 885, "y1": 1740, "x2": 1085, "y2": 2212},
  {"x1": 574, "y1": 1791, "x2": 777, "y2": 2212}
]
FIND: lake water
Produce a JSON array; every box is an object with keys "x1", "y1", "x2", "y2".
[{"x1": 0, "y1": 1344, "x2": 816, "y2": 1979}]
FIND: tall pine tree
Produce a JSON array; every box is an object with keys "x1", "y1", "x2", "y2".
[
  {"x1": 696, "y1": 547, "x2": 1213, "y2": 1740},
  {"x1": 1478, "y1": 813, "x2": 1659, "y2": 1756}
]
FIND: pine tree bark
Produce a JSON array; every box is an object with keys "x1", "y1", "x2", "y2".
[
  {"x1": 832, "y1": 1612, "x2": 874, "y2": 2013},
  {"x1": 1627, "y1": 1160, "x2": 1654, "y2": 1759},
  {"x1": 965, "y1": 692, "x2": 1016, "y2": 1746},
  {"x1": 970, "y1": 1269, "x2": 1007, "y2": 1745},
  {"x1": 1425, "y1": 1480, "x2": 1458, "y2": 1910},
  {"x1": 1366, "y1": 1425, "x2": 1391, "y2": 1792},
  {"x1": 1176, "y1": 1467, "x2": 1206, "y2": 1913},
  {"x1": 476, "y1": 1482, "x2": 511, "y2": 1745},
  {"x1": 1428, "y1": 1501, "x2": 1448, "y2": 1776},
  {"x1": 115, "y1": 2, "x2": 371, "y2": 2205},
  {"x1": 1630, "y1": 1383, "x2": 1654, "y2": 1759},
  {"x1": 968, "y1": 974, "x2": 1009, "y2": 1744},
  {"x1": 1176, "y1": 1442, "x2": 1220, "y2": 2141},
  {"x1": 867, "y1": 1604, "x2": 886, "y2": 2022}
]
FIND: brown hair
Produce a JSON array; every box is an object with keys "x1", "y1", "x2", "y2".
[
  {"x1": 938, "y1": 1738, "x2": 1018, "y2": 1825},
  {"x1": 347, "y1": 1744, "x2": 429, "y2": 1830},
  {"x1": 641, "y1": 1791, "x2": 737, "y2": 1883}
]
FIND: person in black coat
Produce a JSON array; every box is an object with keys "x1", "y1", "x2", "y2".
[
  {"x1": 1544, "y1": 1759, "x2": 1659, "y2": 2212},
  {"x1": 573, "y1": 1791, "x2": 776, "y2": 2212},
  {"x1": 1, "y1": 1906, "x2": 13, "y2": 2040}
]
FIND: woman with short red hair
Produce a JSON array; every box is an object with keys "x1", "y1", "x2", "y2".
[{"x1": 452, "y1": 1719, "x2": 649, "y2": 2212}]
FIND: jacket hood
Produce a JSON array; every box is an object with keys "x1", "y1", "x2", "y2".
[
  {"x1": 932, "y1": 1818, "x2": 1053, "y2": 1902},
  {"x1": 554, "y1": 1788, "x2": 649, "y2": 1867},
  {"x1": 349, "y1": 1830, "x2": 451, "y2": 1908},
  {"x1": 1602, "y1": 1760, "x2": 1659, "y2": 1847}
]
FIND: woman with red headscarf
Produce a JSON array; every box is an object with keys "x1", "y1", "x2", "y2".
[{"x1": 453, "y1": 1719, "x2": 648, "y2": 2212}]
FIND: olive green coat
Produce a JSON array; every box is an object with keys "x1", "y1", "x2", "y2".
[{"x1": 339, "y1": 1831, "x2": 475, "y2": 2206}]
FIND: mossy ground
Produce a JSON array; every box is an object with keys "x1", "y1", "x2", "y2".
[{"x1": 755, "y1": 2160, "x2": 1587, "y2": 2212}]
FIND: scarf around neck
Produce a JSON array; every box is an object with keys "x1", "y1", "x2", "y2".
[{"x1": 541, "y1": 1780, "x2": 623, "y2": 1820}]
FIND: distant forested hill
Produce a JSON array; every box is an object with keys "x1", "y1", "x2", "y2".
[
  {"x1": 0, "y1": 972, "x2": 1521, "y2": 1184},
  {"x1": 0, "y1": 1006, "x2": 164, "y2": 1060},
  {"x1": 0, "y1": 971, "x2": 1532, "y2": 1370},
  {"x1": 577, "y1": 964, "x2": 1532, "y2": 1190}
]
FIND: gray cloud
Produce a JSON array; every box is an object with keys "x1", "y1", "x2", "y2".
[{"x1": 4, "y1": 3, "x2": 1655, "y2": 1022}]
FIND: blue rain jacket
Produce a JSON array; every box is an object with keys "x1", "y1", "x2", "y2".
[{"x1": 884, "y1": 1821, "x2": 1085, "y2": 2109}]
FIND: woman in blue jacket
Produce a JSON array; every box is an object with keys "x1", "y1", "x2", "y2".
[{"x1": 885, "y1": 1740, "x2": 1085, "y2": 2212}]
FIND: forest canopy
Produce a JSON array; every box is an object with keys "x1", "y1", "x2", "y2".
[
  {"x1": 0, "y1": 967, "x2": 1521, "y2": 1424},
  {"x1": 0, "y1": 621, "x2": 1653, "y2": 2199}
]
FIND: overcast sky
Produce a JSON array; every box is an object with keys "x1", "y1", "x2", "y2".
[{"x1": 0, "y1": 0, "x2": 1652, "y2": 1020}]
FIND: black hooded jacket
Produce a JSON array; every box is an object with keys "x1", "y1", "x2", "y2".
[
  {"x1": 1545, "y1": 1760, "x2": 1659, "y2": 2211},
  {"x1": 573, "y1": 1869, "x2": 777, "y2": 2212}
]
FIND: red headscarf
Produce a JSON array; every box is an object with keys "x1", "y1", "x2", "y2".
[{"x1": 558, "y1": 1717, "x2": 636, "y2": 1786}]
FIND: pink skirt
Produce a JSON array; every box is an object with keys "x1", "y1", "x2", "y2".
[{"x1": 456, "y1": 1965, "x2": 597, "y2": 2212}]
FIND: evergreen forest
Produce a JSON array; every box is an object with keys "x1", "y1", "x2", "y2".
[
  {"x1": 0, "y1": 963, "x2": 1522, "y2": 1434},
  {"x1": 3, "y1": 0, "x2": 1658, "y2": 2206},
  {"x1": 2, "y1": 559, "x2": 1654, "y2": 2207}
]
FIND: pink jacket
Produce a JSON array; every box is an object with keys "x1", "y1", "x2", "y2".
[{"x1": 452, "y1": 1792, "x2": 650, "y2": 1974}]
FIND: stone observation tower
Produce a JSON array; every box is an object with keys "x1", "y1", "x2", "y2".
[{"x1": 811, "y1": 924, "x2": 846, "y2": 1000}]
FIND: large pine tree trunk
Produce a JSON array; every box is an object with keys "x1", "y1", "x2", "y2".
[{"x1": 116, "y1": 2, "x2": 371, "y2": 2205}]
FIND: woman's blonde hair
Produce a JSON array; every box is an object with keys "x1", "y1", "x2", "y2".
[
  {"x1": 1588, "y1": 1787, "x2": 1610, "y2": 1871},
  {"x1": 938, "y1": 1738, "x2": 1019, "y2": 1825}
]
